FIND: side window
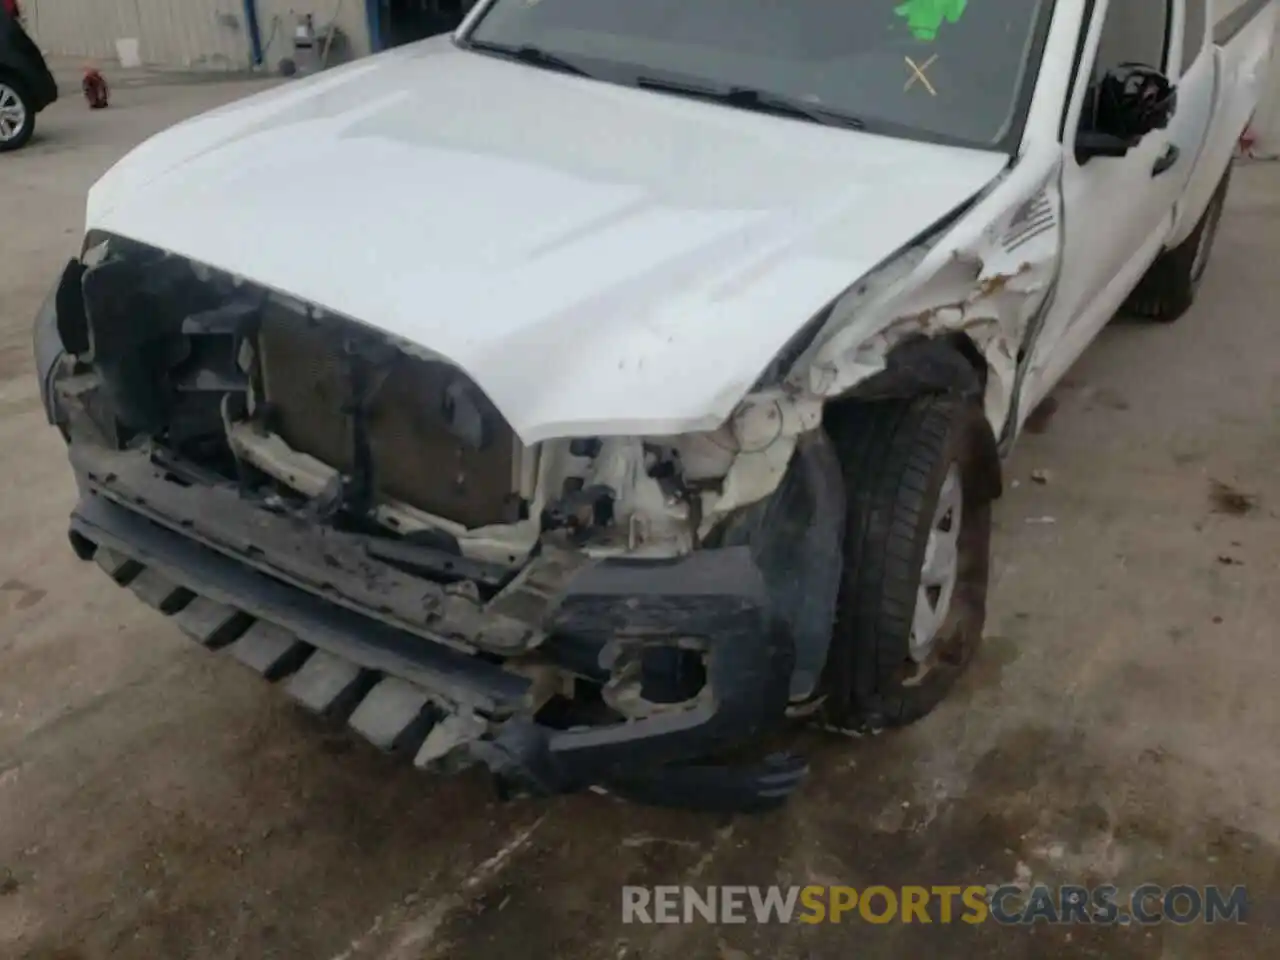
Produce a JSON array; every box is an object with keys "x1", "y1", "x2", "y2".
[
  {"x1": 1182, "y1": 0, "x2": 1207, "y2": 73},
  {"x1": 1094, "y1": 0, "x2": 1171, "y2": 76}
]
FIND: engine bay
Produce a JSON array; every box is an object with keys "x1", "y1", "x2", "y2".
[{"x1": 61, "y1": 236, "x2": 711, "y2": 579}]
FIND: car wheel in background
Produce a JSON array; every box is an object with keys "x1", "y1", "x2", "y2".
[{"x1": 0, "y1": 75, "x2": 34, "y2": 152}]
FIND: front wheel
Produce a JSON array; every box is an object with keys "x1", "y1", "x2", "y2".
[
  {"x1": 821, "y1": 395, "x2": 994, "y2": 731},
  {"x1": 0, "y1": 76, "x2": 35, "y2": 153}
]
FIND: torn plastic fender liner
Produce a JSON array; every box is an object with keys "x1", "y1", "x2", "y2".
[
  {"x1": 707, "y1": 430, "x2": 845, "y2": 701},
  {"x1": 33, "y1": 258, "x2": 92, "y2": 432}
]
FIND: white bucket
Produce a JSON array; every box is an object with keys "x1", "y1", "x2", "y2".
[{"x1": 115, "y1": 37, "x2": 142, "y2": 69}]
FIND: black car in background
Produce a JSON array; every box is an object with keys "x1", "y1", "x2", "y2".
[{"x1": 1, "y1": 5, "x2": 57, "y2": 151}]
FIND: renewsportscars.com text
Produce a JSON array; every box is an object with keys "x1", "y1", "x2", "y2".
[{"x1": 622, "y1": 884, "x2": 1248, "y2": 926}]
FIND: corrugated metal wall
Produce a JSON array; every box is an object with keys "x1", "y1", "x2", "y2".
[
  {"x1": 22, "y1": 0, "x2": 138, "y2": 61},
  {"x1": 21, "y1": 0, "x2": 371, "y2": 69}
]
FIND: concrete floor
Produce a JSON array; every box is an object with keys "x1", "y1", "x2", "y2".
[{"x1": 1, "y1": 81, "x2": 1278, "y2": 960}]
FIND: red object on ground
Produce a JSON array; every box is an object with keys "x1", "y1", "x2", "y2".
[
  {"x1": 82, "y1": 68, "x2": 109, "y2": 109},
  {"x1": 1237, "y1": 108, "x2": 1259, "y2": 158}
]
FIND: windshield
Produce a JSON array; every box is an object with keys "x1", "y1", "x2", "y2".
[{"x1": 462, "y1": 0, "x2": 1053, "y2": 149}]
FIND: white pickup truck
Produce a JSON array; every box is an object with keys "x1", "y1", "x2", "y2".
[{"x1": 33, "y1": 0, "x2": 1277, "y2": 810}]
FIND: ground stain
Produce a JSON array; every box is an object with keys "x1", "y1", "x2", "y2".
[
  {"x1": 7, "y1": 689, "x2": 548, "y2": 960},
  {"x1": 1090, "y1": 388, "x2": 1131, "y2": 412},
  {"x1": 1, "y1": 580, "x2": 46, "y2": 612},
  {"x1": 1208, "y1": 479, "x2": 1258, "y2": 516},
  {"x1": 417, "y1": 723, "x2": 1280, "y2": 960}
]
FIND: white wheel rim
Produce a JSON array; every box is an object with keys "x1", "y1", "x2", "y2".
[
  {"x1": 910, "y1": 463, "x2": 962, "y2": 663},
  {"x1": 0, "y1": 83, "x2": 26, "y2": 143}
]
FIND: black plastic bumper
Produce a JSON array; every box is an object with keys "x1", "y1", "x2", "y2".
[
  {"x1": 482, "y1": 547, "x2": 798, "y2": 795},
  {"x1": 69, "y1": 484, "x2": 805, "y2": 810}
]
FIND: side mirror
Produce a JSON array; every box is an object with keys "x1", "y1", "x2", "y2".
[
  {"x1": 1077, "y1": 62, "x2": 1178, "y2": 161},
  {"x1": 1076, "y1": 130, "x2": 1135, "y2": 159}
]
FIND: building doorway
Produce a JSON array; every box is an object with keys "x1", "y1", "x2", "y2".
[{"x1": 373, "y1": 0, "x2": 474, "y2": 50}]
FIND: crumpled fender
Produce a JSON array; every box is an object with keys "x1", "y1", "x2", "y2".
[{"x1": 686, "y1": 151, "x2": 1062, "y2": 536}]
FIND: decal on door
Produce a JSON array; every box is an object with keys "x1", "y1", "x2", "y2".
[{"x1": 894, "y1": 0, "x2": 968, "y2": 41}]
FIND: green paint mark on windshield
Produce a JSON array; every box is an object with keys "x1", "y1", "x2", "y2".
[{"x1": 894, "y1": 0, "x2": 968, "y2": 41}]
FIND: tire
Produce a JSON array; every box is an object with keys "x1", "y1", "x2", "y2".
[
  {"x1": 1123, "y1": 165, "x2": 1232, "y2": 323},
  {"x1": 0, "y1": 74, "x2": 35, "y2": 153},
  {"x1": 821, "y1": 395, "x2": 993, "y2": 731}
]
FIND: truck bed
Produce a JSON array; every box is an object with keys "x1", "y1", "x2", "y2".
[{"x1": 1173, "y1": 0, "x2": 1277, "y2": 242}]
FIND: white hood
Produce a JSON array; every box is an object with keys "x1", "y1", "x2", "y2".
[{"x1": 87, "y1": 38, "x2": 1008, "y2": 444}]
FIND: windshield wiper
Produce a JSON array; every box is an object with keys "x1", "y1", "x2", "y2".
[
  {"x1": 635, "y1": 76, "x2": 866, "y2": 131},
  {"x1": 463, "y1": 39, "x2": 595, "y2": 78}
]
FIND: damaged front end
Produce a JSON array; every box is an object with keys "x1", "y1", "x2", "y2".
[
  {"x1": 33, "y1": 234, "x2": 854, "y2": 811},
  {"x1": 33, "y1": 155, "x2": 1061, "y2": 810}
]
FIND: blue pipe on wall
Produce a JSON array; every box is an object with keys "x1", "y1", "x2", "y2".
[
  {"x1": 366, "y1": 0, "x2": 385, "y2": 52},
  {"x1": 243, "y1": 0, "x2": 264, "y2": 66}
]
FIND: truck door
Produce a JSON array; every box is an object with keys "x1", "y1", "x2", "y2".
[
  {"x1": 1019, "y1": 0, "x2": 1198, "y2": 418},
  {"x1": 1171, "y1": 0, "x2": 1276, "y2": 249},
  {"x1": 1163, "y1": 0, "x2": 1216, "y2": 203}
]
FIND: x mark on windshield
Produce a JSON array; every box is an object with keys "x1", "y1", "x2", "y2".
[{"x1": 904, "y1": 55, "x2": 938, "y2": 96}]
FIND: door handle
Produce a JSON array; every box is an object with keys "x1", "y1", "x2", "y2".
[{"x1": 1152, "y1": 143, "x2": 1180, "y2": 176}]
